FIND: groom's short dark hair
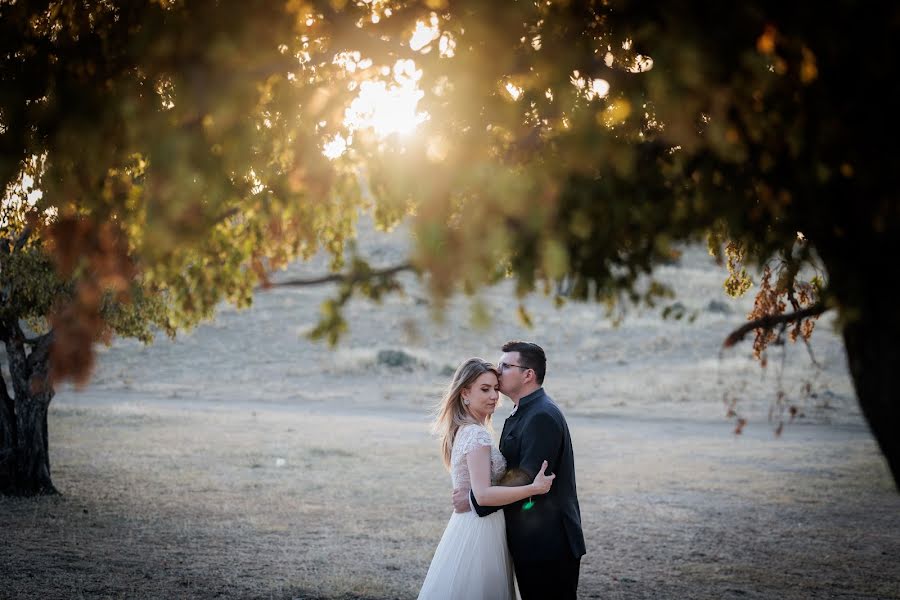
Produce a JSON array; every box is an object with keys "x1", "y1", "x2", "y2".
[{"x1": 502, "y1": 341, "x2": 546, "y2": 384}]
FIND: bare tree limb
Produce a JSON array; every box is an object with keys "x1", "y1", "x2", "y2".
[
  {"x1": 267, "y1": 262, "x2": 414, "y2": 288},
  {"x1": 723, "y1": 302, "x2": 829, "y2": 349}
]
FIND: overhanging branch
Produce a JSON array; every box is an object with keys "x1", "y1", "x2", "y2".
[
  {"x1": 723, "y1": 302, "x2": 829, "y2": 348},
  {"x1": 267, "y1": 262, "x2": 414, "y2": 288}
]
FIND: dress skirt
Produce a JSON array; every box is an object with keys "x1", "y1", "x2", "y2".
[{"x1": 417, "y1": 509, "x2": 517, "y2": 600}]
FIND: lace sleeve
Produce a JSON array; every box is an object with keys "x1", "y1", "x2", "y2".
[
  {"x1": 450, "y1": 425, "x2": 497, "y2": 489},
  {"x1": 453, "y1": 425, "x2": 493, "y2": 462}
]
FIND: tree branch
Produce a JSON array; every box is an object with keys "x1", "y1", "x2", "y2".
[
  {"x1": 267, "y1": 262, "x2": 414, "y2": 288},
  {"x1": 1, "y1": 320, "x2": 31, "y2": 401},
  {"x1": 723, "y1": 302, "x2": 829, "y2": 349},
  {"x1": 26, "y1": 331, "x2": 54, "y2": 372},
  {"x1": 13, "y1": 225, "x2": 33, "y2": 252},
  {"x1": 23, "y1": 332, "x2": 52, "y2": 347},
  {"x1": 211, "y1": 206, "x2": 241, "y2": 227}
]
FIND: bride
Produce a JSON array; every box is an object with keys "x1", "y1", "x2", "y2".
[{"x1": 418, "y1": 358, "x2": 555, "y2": 600}]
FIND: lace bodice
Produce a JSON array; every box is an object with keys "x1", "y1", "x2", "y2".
[{"x1": 450, "y1": 424, "x2": 507, "y2": 491}]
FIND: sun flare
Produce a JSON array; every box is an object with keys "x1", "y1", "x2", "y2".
[
  {"x1": 323, "y1": 58, "x2": 429, "y2": 159},
  {"x1": 344, "y1": 76, "x2": 426, "y2": 138}
]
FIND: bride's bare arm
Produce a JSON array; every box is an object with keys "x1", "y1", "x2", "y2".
[{"x1": 466, "y1": 445, "x2": 554, "y2": 507}]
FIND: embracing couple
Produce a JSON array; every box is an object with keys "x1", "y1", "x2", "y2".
[{"x1": 418, "y1": 341, "x2": 586, "y2": 599}]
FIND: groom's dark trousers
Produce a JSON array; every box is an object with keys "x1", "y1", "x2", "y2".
[
  {"x1": 471, "y1": 388, "x2": 586, "y2": 600},
  {"x1": 514, "y1": 556, "x2": 581, "y2": 599}
]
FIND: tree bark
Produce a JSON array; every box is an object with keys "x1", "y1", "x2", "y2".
[
  {"x1": 817, "y1": 229, "x2": 900, "y2": 492},
  {"x1": 0, "y1": 368, "x2": 16, "y2": 487},
  {"x1": 0, "y1": 323, "x2": 57, "y2": 496},
  {"x1": 842, "y1": 310, "x2": 900, "y2": 491}
]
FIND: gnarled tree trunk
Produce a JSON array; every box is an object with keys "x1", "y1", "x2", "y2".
[{"x1": 0, "y1": 322, "x2": 56, "y2": 496}]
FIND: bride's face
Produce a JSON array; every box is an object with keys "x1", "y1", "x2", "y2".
[{"x1": 463, "y1": 372, "x2": 500, "y2": 422}]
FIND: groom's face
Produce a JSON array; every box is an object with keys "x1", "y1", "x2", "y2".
[{"x1": 497, "y1": 351, "x2": 524, "y2": 397}]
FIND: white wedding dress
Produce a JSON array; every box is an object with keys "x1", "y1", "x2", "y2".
[{"x1": 417, "y1": 424, "x2": 518, "y2": 600}]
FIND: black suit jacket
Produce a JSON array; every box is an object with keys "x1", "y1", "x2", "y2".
[{"x1": 471, "y1": 388, "x2": 586, "y2": 562}]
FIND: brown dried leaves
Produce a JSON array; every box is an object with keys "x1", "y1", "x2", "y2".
[{"x1": 47, "y1": 216, "x2": 135, "y2": 385}]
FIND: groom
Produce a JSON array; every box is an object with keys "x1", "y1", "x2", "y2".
[{"x1": 452, "y1": 341, "x2": 586, "y2": 599}]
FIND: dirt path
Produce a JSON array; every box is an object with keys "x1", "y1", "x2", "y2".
[{"x1": 2, "y1": 393, "x2": 898, "y2": 599}]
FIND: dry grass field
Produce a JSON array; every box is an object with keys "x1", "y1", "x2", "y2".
[
  {"x1": 2, "y1": 395, "x2": 898, "y2": 600},
  {"x1": 3, "y1": 232, "x2": 899, "y2": 598}
]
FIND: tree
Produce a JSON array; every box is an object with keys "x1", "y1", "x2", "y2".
[
  {"x1": 2, "y1": 0, "x2": 898, "y2": 494},
  {"x1": 0, "y1": 0, "x2": 385, "y2": 495}
]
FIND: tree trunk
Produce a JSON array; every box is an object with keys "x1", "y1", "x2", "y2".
[
  {"x1": 0, "y1": 324, "x2": 57, "y2": 496},
  {"x1": 818, "y1": 230, "x2": 900, "y2": 492},
  {"x1": 0, "y1": 369, "x2": 16, "y2": 487},
  {"x1": 843, "y1": 311, "x2": 900, "y2": 491}
]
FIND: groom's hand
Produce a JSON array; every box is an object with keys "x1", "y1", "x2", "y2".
[
  {"x1": 499, "y1": 467, "x2": 532, "y2": 487},
  {"x1": 451, "y1": 488, "x2": 471, "y2": 513}
]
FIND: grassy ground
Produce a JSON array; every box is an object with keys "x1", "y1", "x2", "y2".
[{"x1": 2, "y1": 398, "x2": 899, "y2": 599}]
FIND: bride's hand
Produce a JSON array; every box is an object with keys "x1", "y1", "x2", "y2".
[{"x1": 531, "y1": 460, "x2": 555, "y2": 495}]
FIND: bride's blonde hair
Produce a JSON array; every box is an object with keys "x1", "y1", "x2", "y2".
[{"x1": 432, "y1": 358, "x2": 499, "y2": 470}]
